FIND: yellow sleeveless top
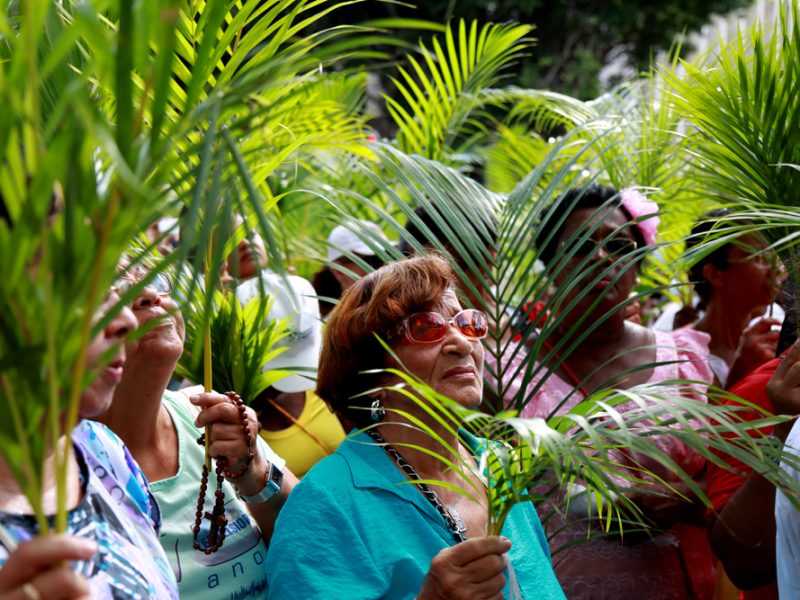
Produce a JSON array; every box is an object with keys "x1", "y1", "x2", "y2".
[{"x1": 259, "y1": 391, "x2": 345, "y2": 477}]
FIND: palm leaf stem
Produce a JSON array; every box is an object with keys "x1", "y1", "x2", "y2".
[{"x1": 59, "y1": 185, "x2": 121, "y2": 533}]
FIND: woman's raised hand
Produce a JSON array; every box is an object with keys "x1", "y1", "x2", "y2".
[
  {"x1": 0, "y1": 535, "x2": 96, "y2": 600},
  {"x1": 417, "y1": 536, "x2": 511, "y2": 600},
  {"x1": 728, "y1": 317, "x2": 781, "y2": 386},
  {"x1": 192, "y1": 391, "x2": 266, "y2": 493}
]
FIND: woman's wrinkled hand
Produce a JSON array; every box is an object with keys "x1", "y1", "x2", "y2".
[
  {"x1": 0, "y1": 535, "x2": 96, "y2": 600},
  {"x1": 192, "y1": 391, "x2": 266, "y2": 494},
  {"x1": 417, "y1": 536, "x2": 511, "y2": 600}
]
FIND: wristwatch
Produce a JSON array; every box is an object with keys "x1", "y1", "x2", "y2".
[{"x1": 236, "y1": 461, "x2": 284, "y2": 504}]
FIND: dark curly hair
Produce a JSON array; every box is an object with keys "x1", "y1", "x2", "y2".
[
  {"x1": 536, "y1": 184, "x2": 647, "y2": 266},
  {"x1": 685, "y1": 208, "x2": 739, "y2": 306}
]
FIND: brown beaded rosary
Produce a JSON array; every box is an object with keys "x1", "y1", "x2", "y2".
[{"x1": 192, "y1": 391, "x2": 253, "y2": 554}]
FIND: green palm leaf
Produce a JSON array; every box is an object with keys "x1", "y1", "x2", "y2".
[
  {"x1": 0, "y1": 0, "x2": 379, "y2": 531},
  {"x1": 364, "y1": 367, "x2": 800, "y2": 546},
  {"x1": 387, "y1": 20, "x2": 534, "y2": 165},
  {"x1": 176, "y1": 282, "x2": 293, "y2": 402},
  {"x1": 664, "y1": 0, "x2": 800, "y2": 257}
]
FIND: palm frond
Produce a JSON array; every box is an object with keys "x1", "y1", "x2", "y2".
[
  {"x1": 0, "y1": 0, "x2": 379, "y2": 530},
  {"x1": 176, "y1": 280, "x2": 293, "y2": 402},
  {"x1": 362, "y1": 368, "x2": 800, "y2": 545},
  {"x1": 386, "y1": 20, "x2": 534, "y2": 165},
  {"x1": 664, "y1": 0, "x2": 800, "y2": 241}
]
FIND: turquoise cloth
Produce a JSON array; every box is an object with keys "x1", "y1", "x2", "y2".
[{"x1": 267, "y1": 431, "x2": 565, "y2": 599}]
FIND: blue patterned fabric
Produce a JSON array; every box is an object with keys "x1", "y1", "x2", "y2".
[{"x1": 0, "y1": 421, "x2": 178, "y2": 599}]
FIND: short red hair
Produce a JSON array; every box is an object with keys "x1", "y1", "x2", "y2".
[{"x1": 316, "y1": 255, "x2": 454, "y2": 427}]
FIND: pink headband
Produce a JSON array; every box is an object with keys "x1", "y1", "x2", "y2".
[{"x1": 620, "y1": 187, "x2": 660, "y2": 246}]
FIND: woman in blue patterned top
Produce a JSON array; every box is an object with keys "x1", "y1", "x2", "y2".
[{"x1": 0, "y1": 292, "x2": 178, "y2": 600}]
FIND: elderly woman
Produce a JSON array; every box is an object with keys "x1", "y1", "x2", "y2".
[
  {"x1": 0, "y1": 293, "x2": 178, "y2": 599},
  {"x1": 98, "y1": 267, "x2": 298, "y2": 598},
  {"x1": 506, "y1": 184, "x2": 716, "y2": 598},
  {"x1": 266, "y1": 255, "x2": 564, "y2": 599}
]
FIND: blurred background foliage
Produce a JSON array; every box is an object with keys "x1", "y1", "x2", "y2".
[{"x1": 306, "y1": 0, "x2": 750, "y2": 102}]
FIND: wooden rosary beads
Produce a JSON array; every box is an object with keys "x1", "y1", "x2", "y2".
[{"x1": 192, "y1": 391, "x2": 253, "y2": 554}]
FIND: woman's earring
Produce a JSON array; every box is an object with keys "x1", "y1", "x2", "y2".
[{"x1": 370, "y1": 397, "x2": 386, "y2": 422}]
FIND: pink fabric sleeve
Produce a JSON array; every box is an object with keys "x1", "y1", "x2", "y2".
[
  {"x1": 484, "y1": 340, "x2": 580, "y2": 419},
  {"x1": 486, "y1": 328, "x2": 714, "y2": 479},
  {"x1": 621, "y1": 328, "x2": 713, "y2": 480},
  {"x1": 667, "y1": 327, "x2": 714, "y2": 388}
]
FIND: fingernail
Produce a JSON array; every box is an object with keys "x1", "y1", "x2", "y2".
[{"x1": 190, "y1": 396, "x2": 200, "y2": 404}]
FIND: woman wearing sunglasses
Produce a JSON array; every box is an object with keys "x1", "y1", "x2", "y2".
[
  {"x1": 503, "y1": 184, "x2": 716, "y2": 599},
  {"x1": 265, "y1": 255, "x2": 564, "y2": 600}
]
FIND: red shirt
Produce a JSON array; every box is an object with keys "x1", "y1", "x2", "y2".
[{"x1": 706, "y1": 357, "x2": 782, "y2": 600}]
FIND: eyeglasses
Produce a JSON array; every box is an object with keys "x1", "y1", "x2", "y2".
[
  {"x1": 728, "y1": 245, "x2": 777, "y2": 269},
  {"x1": 389, "y1": 309, "x2": 489, "y2": 344},
  {"x1": 111, "y1": 271, "x2": 173, "y2": 297},
  {"x1": 565, "y1": 236, "x2": 638, "y2": 258}
]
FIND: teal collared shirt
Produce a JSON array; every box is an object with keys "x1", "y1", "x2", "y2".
[{"x1": 267, "y1": 430, "x2": 565, "y2": 599}]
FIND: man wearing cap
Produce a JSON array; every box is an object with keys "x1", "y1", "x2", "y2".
[
  {"x1": 236, "y1": 273, "x2": 346, "y2": 477},
  {"x1": 312, "y1": 219, "x2": 391, "y2": 317}
]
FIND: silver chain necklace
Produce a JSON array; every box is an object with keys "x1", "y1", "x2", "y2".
[{"x1": 366, "y1": 429, "x2": 468, "y2": 543}]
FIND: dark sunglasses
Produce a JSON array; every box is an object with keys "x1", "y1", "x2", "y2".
[
  {"x1": 389, "y1": 309, "x2": 489, "y2": 344},
  {"x1": 566, "y1": 236, "x2": 638, "y2": 258}
]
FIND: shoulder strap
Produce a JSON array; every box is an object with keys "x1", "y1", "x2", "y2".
[{"x1": 168, "y1": 384, "x2": 204, "y2": 418}]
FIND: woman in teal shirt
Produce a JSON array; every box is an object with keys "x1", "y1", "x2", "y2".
[{"x1": 267, "y1": 255, "x2": 564, "y2": 599}]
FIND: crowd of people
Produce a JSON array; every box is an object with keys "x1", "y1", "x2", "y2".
[{"x1": 2, "y1": 183, "x2": 800, "y2": 600}]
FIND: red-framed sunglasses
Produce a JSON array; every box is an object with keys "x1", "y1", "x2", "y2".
[{"x1": 389, "y1": 309, "x2": 489, "y2": 344}]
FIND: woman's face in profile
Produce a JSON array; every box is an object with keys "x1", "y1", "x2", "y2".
[
  {"x1": 228, "y1": 216, "x2": 267, "y2": 281},
  {"x1": 718, "y1": 235, "x2": 782, "y2": 312},
  {"x1": 388, "y1": 288, "x2": 485, "y2": 409},
  {"x1": 81, "y1": 293, "x2": 137, "y2": 418}
]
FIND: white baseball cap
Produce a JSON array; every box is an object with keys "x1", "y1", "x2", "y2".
[
  {"x1": 327, "y1": 219, "x2": 389, "y2": 262},
  {"x1": 235, "y1": 272, "x2": 321, "y2": 393}
]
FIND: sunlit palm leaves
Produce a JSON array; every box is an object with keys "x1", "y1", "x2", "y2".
[
  {"x1": 0, "y1": 0, "x2": 380, "y2": 530},
  {"x1": 0, "y1": 1, "x2": 178, "y2": 531},
  {"x1": 176, "y1": 286, "x2": 293, "y2": 402},
  {"x1": 387, "y1": 20, "x2": 534, "y2": 166},
  {"x1": 483, "y1": 125, "x2": 556, "y2": 194},
  {"x1": 665, "y1": 2, "x2": 800, "y2": 258},
  {"x1": 371, "y1": 369, "x2": 800, "y2": 549}
]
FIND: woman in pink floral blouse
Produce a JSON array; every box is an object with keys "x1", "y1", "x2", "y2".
[{"x1": 486, "y1": 184, "x2": 716, "y2": 599}]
